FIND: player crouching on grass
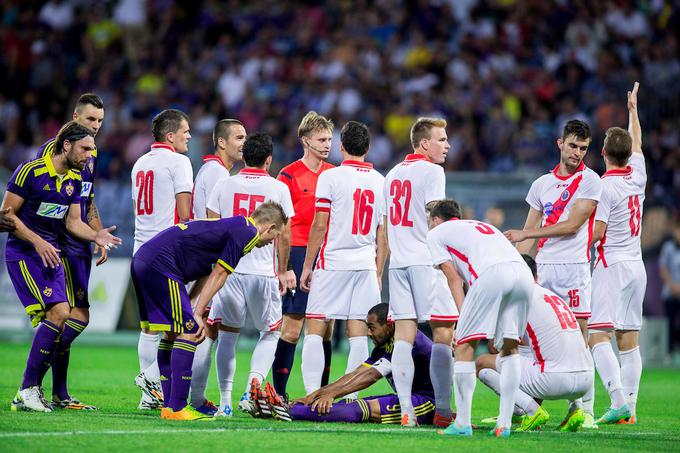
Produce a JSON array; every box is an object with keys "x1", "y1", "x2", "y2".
[
  {"x1": 476, "y1": 255, "x2": 594, "y2": 432},
  {"x1": 244, "y1": 303, "x2": 436, "y2": 425}
]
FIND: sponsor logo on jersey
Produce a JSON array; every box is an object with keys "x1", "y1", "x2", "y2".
[
  {"x1": 37, "y1": 202, "x2": 69, "y2": 219},
  {"x1": 81, "y1": 182, "x2": 92, "y2": 197},
  {"x1": 560, "y1": 189, "x2": 570, "y2": 201},
  {"x1": 43, "y1": 286, "x2": 53, "y2": 297},
  {"x1": 544, "y1": 202, "x2": 554, "y2": 216},
  {"x1": 43, "y1": 184, "x2": 51, "y2": 191},
  {"x1": 65, "y1": 182, "x2": 74, "y2": 196}
]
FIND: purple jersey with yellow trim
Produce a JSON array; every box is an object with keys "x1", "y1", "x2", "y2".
[
  {"x1": 133, "y1": 216, "x2": 259, "y2": 283},
  {"x1": 5, "y1": 157, "x2": 82, "y2": 261},
  {"x1": 37, "y1": 138, "x2": 97, "y2": 256},
  {"x1": 363, "y1": 330, "x2": 435, "y2": 397}
]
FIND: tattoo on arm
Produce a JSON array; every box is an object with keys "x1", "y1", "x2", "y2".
[{"x1": 87, "y1": 202, "x2": 102, "y2": 230}]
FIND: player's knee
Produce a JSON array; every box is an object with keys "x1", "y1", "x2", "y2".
[
  {"x1": 70, "y1": 307, "x2": 90, "y2": 324},
  {"x1": 475, "y1": 354, "x2": 495, "y2": 375},
  {"x1": 281, "y1": 328, "x2": 301, "y2": 344},
  {"x1": 46, "y1": 302, "x2": 71, "y2": 327}
]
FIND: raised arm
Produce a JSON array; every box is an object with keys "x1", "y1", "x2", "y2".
[{"x1": 628, "y1": 81, "x2": 642, "y2": 155}]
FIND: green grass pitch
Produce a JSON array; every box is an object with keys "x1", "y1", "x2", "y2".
[{"x1": 1, "y1": 341, "x2": 679, "y2": 452}]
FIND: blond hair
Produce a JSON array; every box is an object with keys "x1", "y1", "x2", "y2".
[
  {"x1": 251, "y1": 201, "x2": 288, "y2": 229},
  {"x1": 297, "y1": 111, "x2": 334, "y2": 138},
  {"x1": 410, "y1": 117, "x2": 447, "y2": 149}
]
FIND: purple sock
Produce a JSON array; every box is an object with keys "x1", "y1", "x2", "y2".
[
  {"x1": 322, "y1": 340, "x2": 332, "y2": 386},
  {"x1": 290, "y1": 399, "x2": 370, "y2": 423},
  {"x1": 272, "y1": 339, "x2": 297, "y2": 395},
  {"x1": 52, "y1": 318, "x2": 87, "y2": 400},
  {"x1": 158, "y1": 339, "x2": 173, "y2": 407},
  {"x1": 22, "y1": 320, "x2": 62, "y2": 389},
  {"x1": 169, "y1": 339, "x2": 196, "y2": 411}
]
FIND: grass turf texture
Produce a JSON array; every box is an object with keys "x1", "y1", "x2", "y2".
[{"x1": 1, "y1": 342, "x2": 679, "y2": 452}]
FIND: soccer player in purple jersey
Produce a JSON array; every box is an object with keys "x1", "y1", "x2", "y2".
[
  {"x1": 36, "y1": 93, "x2": 106, "y2": 410},
  {"x1": 248, "y1": 303, "x2": 436, "y2": 425},
  {"x1": 3, "y1": 122, "x2": 121, "y2": 412},
  {"x1": 130, "y1": 202, "x2": 287, "y2": 421}
]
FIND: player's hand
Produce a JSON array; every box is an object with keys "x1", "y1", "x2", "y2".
[
  {"x1": 278, "y1": 270, "x2": 297, "y2": 296},
  {"x1": 503, "y1": 229, "x2": 528, "y2": 243},
  {"x1": 94, "y1": 225, "x2": 123, "y2": 250},
  {"x1": 311, "y1": 394, "x2": 334, "y2": 415},
  {"x1": 292, "y1": 394, "x2": 316, "y2": 406},
  {"x1": 34, "y1": 238, "x2": 61, "y2": 268},
  {"x1": 94, "y1": 243, "x2": 108, "y2": 266},
  {"x1": 0, "y1": 207, "x2": 15, "y2": 232},
  {"x1": 193, "y1": 313, "x2": 206, "y2": 343},
  {"x1": 627, "y1": 81, "x2": 639, "y2": 112},
  {"x1": 300, "y1": 266, "x2": 313, "y2": 292}
]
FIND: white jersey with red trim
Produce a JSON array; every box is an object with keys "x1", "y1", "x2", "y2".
[
  {"x1": 384, "y1": 154, "x2": 446, "y2": 268},
  {"x1": 206, "y1": 168, "x2": 294, "y2": 277},
  {"x1": 131, "y1": 143, "x2": 194, "y2": 255},
  {"x1": 193, "y1": 155, "x2": 230, "y2": 219},
  {"x1": 595, "y1": 153, "x2": 646, "y2": 267},
  {"x1": 526, "y1": 162, "x2": 602, "y2": 264},
  {"x1": 427, "y1": 219, "x2": 524, "y2": 285},
  {"x1": 314, "y1": 160, "x2": 385, "y2": 271},
  {"x1": 525, "y1": 283, "x2": 593, "y2": 373}
]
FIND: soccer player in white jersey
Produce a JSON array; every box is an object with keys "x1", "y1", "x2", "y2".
[
  {"x1": 589, "y1": 82, "x2": 645, "y2": 425},
  {"x1": 300, "y1": 121, "x2": 387, "y2": 397},
  {"x1": 206, "y1": 133, "x2": 295, "y2": 417},
  {"x1": 187, "y1": 118, "x2": 247, "y2": 416},
  {"x1": 384, "y1": 117, "x2": 459, "y2": 427},
  {"x1": 130, "y1": 109, "x2": 193, "y2": 409},
  {"x1": 477, "y1": 255, "x2": 593, "y2": 432},
  {"x1": 504, "y1": 119, "x2": 601, "y2": 427},
  {"x1": 427, "y1": 200, "x2": 534, "y2": 438}
]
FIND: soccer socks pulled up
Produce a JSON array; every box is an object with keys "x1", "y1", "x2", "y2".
[
  {"x1": 344, "y1": 336, "x2": 369, "y2": 400},
  {"x1": 392, "y1": 340, "x2": 415, "y2": 417},
  {"x1": 215, "y1": 331, "x2": 238, "y2": 410},
  {"x1": 22, "y1": 320, "x2": 62, "y2": 389},
  {"x1": 478, "y1": 368, "x2": 529, "y2": 416},
  {"x1": 591, "y1": 342, "x2": 626, "y2": 409},
  {"x1": 138, "y1": 332, "x2": 159, "y2": 371},
  {"x1": 245, "y1": 331, "x2": 280, "y2": 394},
  {"x1": 430, "y1": 343, "x2": 454, "y2": 417},
  {"x1": 453, "y1": 361, "x2": 476, "y2": 428},
  {"x1": 290, "y1": 399, "x2": 370, "y2": 423},
  {"x1": 157, "y1": 339, "x2": 174, "y2": 407},
  {"x1": 52, "y1": 318, "x2": 87, "y2": 400},
  {"x1": 497, "y1": 354, "x2": 521, "y2": 429},
  {"x1": 169, "y1": 339, "x2": 197, "y2": 411},
  {"x1": 322, "y1": 340, "x2": 332, "y2": 387},
  {"x1": 619, "y1": 346, "x2": 642, "y2": 417},
  {"x1": 301, "y1": 334, "x2": 324, "y2": 394},
  {"x1": 272, "y1": 338, "x2": 296, "y2": 395},
  {"x1": 189, "y1": 337, "x2": 214, "y2": 407}
]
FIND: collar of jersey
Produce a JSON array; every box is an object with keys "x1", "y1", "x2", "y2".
[
  {"x1": 404, "y1": 153, "x2": 428, "y2": 162},
  {"x1": 341, "y1": 159, "x2": 373, "y2": 169},
  {"x1": 150, "y1": 142, "x2": 176, "y2": 153},
  {"x1": 239, "y1": 168, "x2": 269, "y2": 176},
  {"x1": 246, "y1": 216, "x2": 257, "y2": 227},
  {"x1": 44, "y1": 155, "x2": 77, "y2": 182},
  {"x1": 448, "y1": 217, "x2": 459, "y2": 221},
  {"x1": 602, "y1": 166, "x2": 632, "y2": 178},
  {"x1": 203, "y1": 154, "x2": 225, "y2": 166},
  {"x1": 551, "y1": 161, "x2": 585, "y2": 180}
]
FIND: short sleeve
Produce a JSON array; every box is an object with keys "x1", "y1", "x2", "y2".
[
  {"x1": 277, "y1": 181, "x2": 295, "y2": 218},
  {"x1": 314, "y1": 171, "x2": 332, "y2": 212},
  {"x1": 594, "y1": 184, "x2": 612, "y2": 224},
  {"x1": 277, "y1": 168, "x2": 293, "y2": 192},
  {"x1": 424, "y1": 165, "x2": 446, "y2": 204},
  {"x1": 71, "y1": 179, "x2": 83, "y2": 206},
  {"x1": 577, "y1": 173, "x2": 602, "y2": 202},
  {"x1": 206, "y1": 178, "x2": 224, "y2": 216},
  {"x1": 172, "y1": 157, "x2": 194, "y2": 194},
  {"x1": 427, "y1": 226, "x2": 450, "y2": 266},
  {"x1": 525, "y1": 178, "x2": 543, "y2": 212},
  {"x1": 6, "y1": 162, "x2": 31, "y2": 199},
  {"x1": 217, "y1": 225, "x2": 258, "y2": 273}
]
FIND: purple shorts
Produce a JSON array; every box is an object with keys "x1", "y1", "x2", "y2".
[
  {"x1": 6, "y1": 254, "x2": 68, "y2": 324},
  {"x1": 131, "y1": 257, "x2": 197, "y2": 334},
  {"x1": 364, "y1": 393, "x2": 435, "y2": 425},
  {"x1": 61, "y1": 254, "x2": 91, "y2": 308}
]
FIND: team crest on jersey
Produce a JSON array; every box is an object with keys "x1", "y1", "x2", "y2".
[
  {"x1": 77, "y1": 289, "x2": 85, "y2": 300},
  {"x1": 560, "y1": 189, "x2": 570, "y2": 201},
  {"x1": 65, "y1": 183, "x2": 74, "y2": 196},
  {"x1": 544, "y1": 202, "x2": 553, "y2": 216},
  {"x1": 43, "y1": 287, "x2": 53, "y2": 297},
  {"x1": 185, "y1": 320, "x2": 195, "y2": 331}
]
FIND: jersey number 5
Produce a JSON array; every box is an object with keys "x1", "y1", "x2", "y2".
[
  {"x1": 135, "y1": 170, "x2": 154, "y2": 215},
  {"x1": 233, "y1": 193, "x2": 265, "y2": 217},
  {"x1": 389, "y1": 179, "x2": 413, "y2": 227},
  {"x1": 352, "y1": 189, "x2": 374, "y2": 235}
]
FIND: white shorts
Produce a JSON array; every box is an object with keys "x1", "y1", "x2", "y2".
[
  {"x1": 497, "y1": 355, "x2": 592, "y2": 401},
  {"x1": 207, "y1": 273, "x2": 282, "y2": 332},
  {"x1": 537, "y1": 263, "x2": 591, "y2": 319},
  {"x1": 388, "y1": 266, "x2": 459, "y2": 323},
  {"x1": 456, "y1": 262, "x2": 533, "y2": 351},
  {"x1": 306, "y1": 269, "x2": 381, "y2": 320},
  {"x1": 589, "y1": 260, "x2": 647, "y2": 331}
]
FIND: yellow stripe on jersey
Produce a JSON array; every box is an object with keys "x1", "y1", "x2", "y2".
[
  {"x1": 41, "y1": 140, "x2": 56, "y2": 158},
  {"x1": 243, "y1": 234, "x2": 260, "y2": 254},
  {"x1": 217, "y1": 259, "x2": 234, "y2": 273},
  {"x1": 16, "y1": 159, "x2": 45, "y2": 187}
]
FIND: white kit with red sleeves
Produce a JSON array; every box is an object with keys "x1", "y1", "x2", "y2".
[
  {"x1": 131, "y1": 143, "x2": 194, "y2": 255},
  {"x1": 193, "y1": 154, "x2": 230, "y2": 219}
]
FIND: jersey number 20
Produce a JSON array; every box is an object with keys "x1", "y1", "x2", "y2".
[{"x1": 135, "y1": 170, "x2": 154, "y2": 215}]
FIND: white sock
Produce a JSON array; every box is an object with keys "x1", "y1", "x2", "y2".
[
  {"x1": 453, "y1": 361, "x2": 476, "y2": 428},
  {"x1": 342, "y1": 336, "x2": 369, "y2": 400},
  {"x1": 301, "y1": 334, "x2": 324, "y2": 394},
  {"x1": 592, "y1": 342, "x2": 626, "y2": 409},
  {"x1": 619, "y1": 346, "x2": 641, "y2": 417},
  {"x1": 498, "y1": 354, "x2": 521, "y2": 429},
  {"x1": 430, "y1": 343, "x2": 453, "y2": 417},
  {"x1": 392, "y1": 340, "x2": 415, "y2": 416},
  {"x1": 138, "y1": 332, "x2": 159, "y2": 371},
  {"x1": 478, "y1": 368, "x2": 527, "y2": 416},
  {"x1": 216, "y1": 331, "x2": 239, "y2": 410},
  {"x1": 190, "y1": 337, "x2": 214, "y2": 406},
  {"x1": 245, "y1": 331, "x2": 281, "y2": 394},
  {"x1": 581, "y1": 367, "x2": 596, "y2": 415}
]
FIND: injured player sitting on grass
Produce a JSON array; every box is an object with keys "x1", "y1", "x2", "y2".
[{"x1": 245, "y1": 303, "x2": 437, "y2": 424}]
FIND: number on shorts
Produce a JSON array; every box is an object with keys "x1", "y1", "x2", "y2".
[
  {"x1": 543, "y1": 294, "x2": 578, "y2": 330},
  {"x1": 233, "y1": 193, "x2": 265, "y2": 217},
  {"x1": 628, "y1": 195, "x2": 641, "y2": 237},
  {"x1": 135, "y1": 170, "x2": 154, "y2": 215},
  {"x1": 352, "y1": 188, "x2": 375, "y2": 235},
  {"x1": 389, "y1": 179, "x2": 413, "y2": 227},
  {"x1": 567, "y1": 289, "x2": 580, "y2": 308}
]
